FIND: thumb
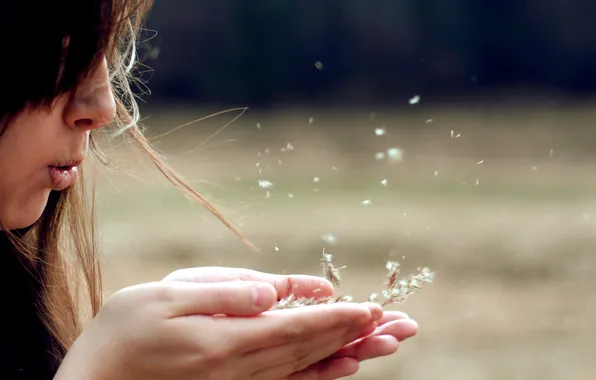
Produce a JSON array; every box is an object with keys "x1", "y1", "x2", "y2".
[{"x1": 165, "y1": 281, "x2": 278, "y2": 317}]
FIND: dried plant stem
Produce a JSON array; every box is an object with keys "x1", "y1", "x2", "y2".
[{"x1": 271, "y1": 250, "x2": 435, "y2": 310}]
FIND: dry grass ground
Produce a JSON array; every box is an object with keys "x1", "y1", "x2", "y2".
[{"x1": 96, "y1": 103, "x2": 596, "y2": 379}]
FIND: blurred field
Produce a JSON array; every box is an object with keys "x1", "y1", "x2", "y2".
[{"x1": 96, "y1": 103, "x2": 596, "y2": 380}]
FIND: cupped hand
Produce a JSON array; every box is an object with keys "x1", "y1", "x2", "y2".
[
  {"x1": 163, "y1": 267, "x2": 420, "y2": 379},
  {"x1": 54, "y1": 279, "x2": 382, "y2": 380}
]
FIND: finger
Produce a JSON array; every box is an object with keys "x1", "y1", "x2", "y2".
[
  {"x1": 244, "y1": 322, "x2": 376, "y2": 377},
  {"x1": 163, "y1": 281, "x2": 278, "y2": 317},
  {"x1": 289, "y1": 357, "x2": 360, "y2": 380},
  {"x1": 249, "y1": 322, "x2": 376, "y2": 379},
  {"x1": 330, "y1": 319, "x2": 417, "y2": 360},
  {"x1": 331, "y1": 335, "x2": 399, "y2": 362},
  {"x1": 231, "y1": 303, "x2": 377, "y2": 352},
  {"x1": 378, "y1": 311, "x2": 410, "y2": 325},
  {"x1": 163, "y1": 267, "x2": 335, "y2": 300},
  {"x1": 373, "y1": 319, "x2": 418, "y2": 341}
]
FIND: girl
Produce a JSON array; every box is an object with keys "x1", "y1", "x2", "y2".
[{"x1": 0, "y1": 1, "x2": 419, "y2": 379}]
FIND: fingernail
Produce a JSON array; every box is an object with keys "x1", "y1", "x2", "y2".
[{"x1": 251, "y1": 285, "x2": 265, "y2": 307}]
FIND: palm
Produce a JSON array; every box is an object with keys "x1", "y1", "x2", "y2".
[{"x1": 163, "y1": 267, "x2": 418, "y2": 363}]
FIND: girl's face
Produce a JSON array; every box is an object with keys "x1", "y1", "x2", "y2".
[{"x1": 0, "y1": 58, "x2": 115, "y2": 230}]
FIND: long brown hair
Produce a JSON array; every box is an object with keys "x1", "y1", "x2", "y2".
[{"x1": 0, "y1": 0, "x2": 255, "y2": 368}]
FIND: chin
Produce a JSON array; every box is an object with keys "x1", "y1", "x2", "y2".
[{"x1": 0, "y1": 191, "x2": 50, "y2": 231}]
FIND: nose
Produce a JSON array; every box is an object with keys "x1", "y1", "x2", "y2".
[{"x1": 63, "y1": 57, "x2": 117, "y2": 132}]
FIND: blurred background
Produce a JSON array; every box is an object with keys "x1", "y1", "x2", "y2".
[{"x1": 97, "y1": 1, "x2": 596, "y2": 379}]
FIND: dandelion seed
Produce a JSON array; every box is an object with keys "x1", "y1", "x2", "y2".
[
  {"x1": 532, "y1": 166, "x2": 538, "y2": 171},
  {"x1": 258, "y1": 180, "x2": 274, "y2": 189},
  {"x1": 313, "y1": 177, "x2": 320, "y2": 183},
  {"x1": 386, "y1": 148, "x2": 403, "y2": 163},
  {"x1": 450, "y1": 130, "x2": 461, "y2": 138},
  {"x1": 258, "y1": 168, "x2": 262, "y2": 175},
  {"x1": 332, "y1": 166, "x2": 338, "y2": 171},
  {"x1": 265, "y1": 191, "x2": 271, "y2": 198},
  {"x1": 362, "y1": 199, "x2": 372, "y2": 206},
  {"x1": 476, "y1": 160, "x2": 484, "y2": 165},
  {"x1": 265, "y1": 148, "x2": 270, "y2": 155},
  {"x1": 280, "y1": 142, "x2": 295, "y2": 153},
  {"x1": 475, "y1": 178, "x2": 480, "y2": 186},
  {"x1": 314, "y1": 61, "x2": 324, "y2": 70},
  {"x1": 288, "y1": 193, "x2": 294, "y2": 198},
  {"x1": 234, "y1": 176, "x2": 241, "y2": 181},
  {"x1": 369, "y1": 112, "x2": 377, "y2": 120},
  {"x1": 368, "y1": 293, "x2": 379, "y2": 302},
  {"x1": 278, "y1": 159, "x2": 282, "y2": 165},
  {"x1": 409, "y1": 95, "x2": 421, "y2": 105},
  {"x1": 434, "y1": 170, "x2": 439, "y2": 177},
  {"x1": 549, "y1": 149, "x2": 555, "y2": 158},
  {"x1": 256, "y1": 122, "x2": 261, "y2": 130},
  {"x1": 309, "y1": 117, "x2": 314, "y2": 124},
  {"x1": 321, "y1": 234, "x2": 338, "y2": 245},
  {"x1": 374, "y1": 126, "x2": 386, "y2": 136},
  {"x1": 375, "y1": 152, "x2": 386, "y2": 160},
  {"x1": 381, "y1": 179, "x2": 388, "y2": 186},
  {"x1": 274, "y1": 246, "x2": 280, "y2": 252},
  {"x1": 426, "y1": 119, "x2": 433, "y2": 124}
]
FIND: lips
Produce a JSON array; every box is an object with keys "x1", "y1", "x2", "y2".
[{"x1": 47, "y1": 160, "x2": 82, "y2": 191}]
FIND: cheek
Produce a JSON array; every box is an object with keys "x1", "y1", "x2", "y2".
[{"x1": 0, "y1": 119, "x2": 53, "y2": 229}]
